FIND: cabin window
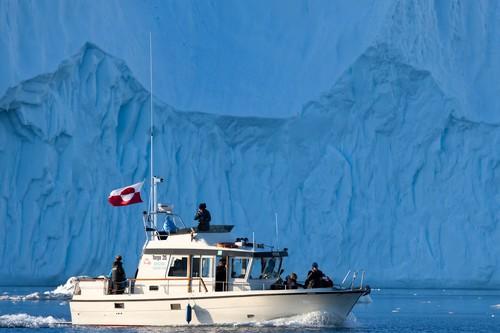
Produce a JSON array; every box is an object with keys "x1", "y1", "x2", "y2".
[
  {"x1": 168, "y1": 256, "x2": 188, "y2": 277},
  {"x1": 201, "y1": 257, "x2": 212, "y2": 278},
  {"x1": 249, "y1": 258, "x2": 262, "y2": 279},
  {"x1": 192, "y1": 257, "x2": 201, "y2": 277},
  {"x1": 191, "y1": 256, "x2": 213, "y2": 278},
  {"x1": 231, "y1": 257, "x2": 249, "y2": 279}
]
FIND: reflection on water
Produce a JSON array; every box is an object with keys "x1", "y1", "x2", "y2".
[{"x1": 0, "y1": 287, "x2": 499, "y2": 332}]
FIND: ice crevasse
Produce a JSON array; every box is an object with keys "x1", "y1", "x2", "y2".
[{"x1": 0, "y1": 41, "x2": 499, "y2": 288}]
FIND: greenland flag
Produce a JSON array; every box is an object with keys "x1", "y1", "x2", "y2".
[{"x1": 108, "y1": 181, "x2": 144, "y2": 206}]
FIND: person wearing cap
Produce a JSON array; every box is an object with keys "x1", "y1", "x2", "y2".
[
  {"x1": 110, "y1": 255, "x2": 127, "y2": 294},
  {"x1": 304, "y1": 262, "x2": 325, "y2": 289},
  {"x1": 194, "y1": 203, "x2": 211, "y2": 231}
]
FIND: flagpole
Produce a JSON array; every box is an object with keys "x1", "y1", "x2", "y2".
[
  {"x1": 149, "y1": 32, "x2": 156, "y2": 228},
  {"x1": 275, "y1": 212, "x2": 279, "y2": 249}
]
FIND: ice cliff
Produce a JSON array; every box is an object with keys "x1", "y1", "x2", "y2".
[{"x1": 1, "y1": 38, "x2": 499, "y2": 287}]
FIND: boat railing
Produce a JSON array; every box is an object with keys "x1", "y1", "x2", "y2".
[
  {"x1": 73, "y1": 277, "x2": 277, "y2": 296},
  {"x1": 73, "y1": 275, "x2": 369, "y2": 298},
  {"x1": 74, "y1": 277, "x2": 236, "y2": 295},
  {"x1": 340, "y1": 270, "x2": 367, "y2": 290},
  {"x1": 128, "y1": 278, "x2": 259, "y2": 294},
  {"x1": 129, "y1": 277, "x2": 210, "y2": 294}
]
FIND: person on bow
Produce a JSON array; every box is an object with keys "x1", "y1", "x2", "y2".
[
  {"x1": 304, "y1": 262, "x2": 325, "y2": 289},
  {"x1": 194, "y1": 202, "x2": 211, "y2": 231},
  {"x1": 110, "y1": 255, "x2": 127, "y2": 294},
  {"x1": 285, "y1": 272, "x2": 302, "y2": 289}
]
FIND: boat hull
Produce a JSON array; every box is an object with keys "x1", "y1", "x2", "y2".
[{"x1": 70, "y1": 289, "x2": 363, "y2": 326}]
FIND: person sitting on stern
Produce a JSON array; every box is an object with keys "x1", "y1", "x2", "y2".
[{"x1": 110, "y1": 255, "x2": 127, "y2": 294}]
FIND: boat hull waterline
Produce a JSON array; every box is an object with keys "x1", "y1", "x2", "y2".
[{"x1": 70, "y1": 289, "x2": 364, "y2": 326}]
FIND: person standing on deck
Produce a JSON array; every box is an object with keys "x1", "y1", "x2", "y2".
[
  {"x1": 110, "y1": 255, "x2": 127, "y2": 294},
  {"x1": 215, "y1": 259, "x2": 227, "y2": 291}
]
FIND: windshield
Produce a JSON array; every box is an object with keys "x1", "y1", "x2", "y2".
[{"x1": 249, "y1": 257, "x2": 282, "y2": 279}]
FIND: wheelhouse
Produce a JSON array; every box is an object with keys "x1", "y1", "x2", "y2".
[{"x1": 133, "y1": 224, "x2": 288, "y2": 295}]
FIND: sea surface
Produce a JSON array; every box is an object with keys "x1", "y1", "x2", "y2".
[{"x1": 0, "y1": 287, "x2": 499, "y2": 332}]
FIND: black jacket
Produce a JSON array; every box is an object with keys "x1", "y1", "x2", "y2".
[
  {"x1": 304, "y1": 269, "x2": 324, "y2": 288},
  {"x1": 215, "y1": 264, "x2": 226, "y2": 291},
  {"x1": 194, "y1": 209, "x2": 211, "y2": 231},
  {"x1": 111, "y1": 261, "x2": 126, "y2": 283}
]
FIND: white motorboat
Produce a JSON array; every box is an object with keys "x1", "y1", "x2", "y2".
[
  {"x1": 69, "y1": 39, "x2": 370, "y2": 326},
  {"x1": 70, "y1": 179, "x2": 370, "y2": 326}
]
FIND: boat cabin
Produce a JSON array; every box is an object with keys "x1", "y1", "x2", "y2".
[
  {"x1": 75, "y1": 222, "x2": 288, "y2": 297},
  {"x1": 134, "y1": 225, "x2": 288, "y2": 295}
]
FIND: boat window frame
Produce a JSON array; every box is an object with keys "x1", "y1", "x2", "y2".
[
  {"x1": 191, "y1": 256, "x2": 201, "y2": 278},
  {"x1": 190, "y1": 255, "x2": 213, "y2": 278},
  {"x1": 167, "y1": 255, "x2": 189, "y2": 277},
  {"x1": 201, "y1": 256, "x2": 213, "y2": 278},
  {"x1": 230, "y1": 256, "x2": 250, "y2": 280},
  {"x1": 248, "y1": 256, "x2": 283, "y2": 280}
]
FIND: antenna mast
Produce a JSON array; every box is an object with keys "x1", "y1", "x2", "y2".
[{"x1": 149, "y1": 32, "x2": 156, "y2": 228}]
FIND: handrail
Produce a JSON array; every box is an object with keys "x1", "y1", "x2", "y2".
[
  {"x1": 77, "y1": 277, "x2": 207, "y2": 282},
  {"x1": 341, "y1": 270, "x2": 351, "y2": 286},
  {"x1": 77, "y1": 277, "x2": 250, "y2": 286},
  {"x1": 339, "y1": 270, "x2": 368, "y2": 291},
  {"x1": 199, "y1": 277, "x2": 208, "y2": 292},
  {"x1": 350, "y1": 271, "x2": 357, "y2": 289},
  {"x1": 75, "y1": 277, "x2": 366, "y2": 297},
  {"x1": 78, "y1": 275, "x2": 369, "y2": 290},
  {"x1": 132, "y1": 277, "x2": 205, "y2": 281}
]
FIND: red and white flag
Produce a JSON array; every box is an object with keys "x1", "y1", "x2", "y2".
[{"x1": 108, "y1": 181, "x2": 144, "y2": 206}]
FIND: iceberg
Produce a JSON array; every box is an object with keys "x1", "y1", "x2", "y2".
[{"x1": 1, "y1": 40, "x2": 499, "y2": 289}]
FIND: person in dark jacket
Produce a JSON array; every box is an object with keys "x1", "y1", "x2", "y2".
[
  {"x1": 304, "y1": 262, "x2": 325, "y2": 289},
  {"x1": 110, "y1": 255, "x2": 127, "y2": 294},
  {"x1": 285, "y1": 272, "x2": 302, "y2": 289},
  {"x1": 194, "y1": 203, "x2": 211, "y2": 231},
  {"x1": 215, "y1": 259, "x2": 226, "y2": 292}
]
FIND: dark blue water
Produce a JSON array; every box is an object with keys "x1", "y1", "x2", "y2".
[{"x1": 0, "y1": 288, "x2": 499, "y2": 332}]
